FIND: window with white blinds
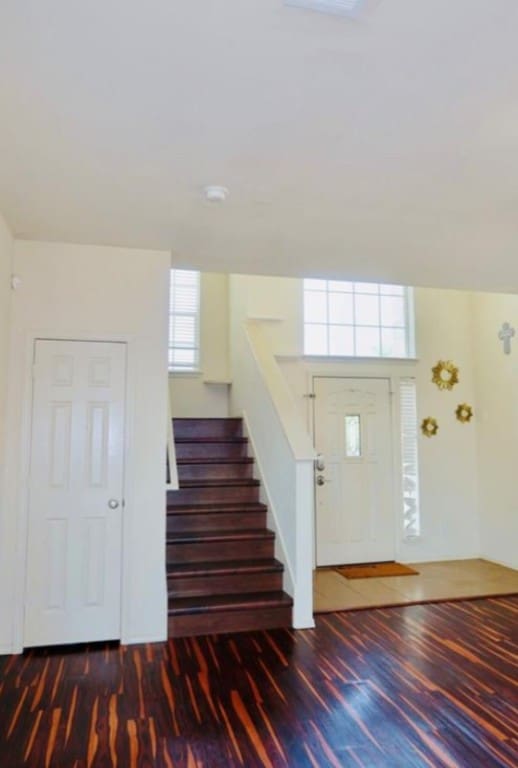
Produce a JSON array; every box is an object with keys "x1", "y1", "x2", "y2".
[
  {"x1": 168, "y1": 270, "x2": 200, "y2": 372},
  {"x1": 399, "y1": 378, "x2": 420, "y2": 538},
  {"x1": 303, "y1": 280, "x2": 414, "y2": 358}
]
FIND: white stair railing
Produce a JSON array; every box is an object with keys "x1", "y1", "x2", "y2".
[
  {"x1": 166, "y1": 398, "x2": 179, "y2": 490},
  {"x1": 230, "y1": 320, "x2": 316, "y2": 629}
]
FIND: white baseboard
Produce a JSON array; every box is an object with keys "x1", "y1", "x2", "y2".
[
  {"x1": 120, "y1": 633, "x2": 167, "y2": 646},
  {"x1": 480, "y1": 555, "x2": 518, "y2": 571},
  {"x1": 293, "y1": 616, "x2": 316, "y2": 630},
  {"x1": 398, "y1": 553, "x2": 480, "y2": 564},
  {"x1": 0, "y1": 644, "x2": 18, "y2": 656}
]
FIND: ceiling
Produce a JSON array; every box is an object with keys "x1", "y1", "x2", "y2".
[{"x1": 1, "y1": 0, "x2": 518, "y2": 292}]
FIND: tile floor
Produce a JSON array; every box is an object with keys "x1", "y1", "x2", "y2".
[{"x1": 314, "y1": 558, "x2": 518, "y2": 613}]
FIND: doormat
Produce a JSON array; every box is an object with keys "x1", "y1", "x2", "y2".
[{"x1": 334, "y1": 562, "x2": 418, "y2": 579}]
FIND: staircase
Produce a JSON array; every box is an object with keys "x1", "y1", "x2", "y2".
[{"x1": 167, "y1": 417, "x2": 293, "y2": 637}]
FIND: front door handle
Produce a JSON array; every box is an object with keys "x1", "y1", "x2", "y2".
[
  {"x1": 316, "y1": 475, "x2": 325, "y2": 486},
  {"x1": 108, "y1": 499, "x2": 120, "y2": 509}
]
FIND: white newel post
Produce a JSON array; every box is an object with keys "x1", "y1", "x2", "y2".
[{"x1": 294, "y1": 460, "x2": 316, "y2": 629}]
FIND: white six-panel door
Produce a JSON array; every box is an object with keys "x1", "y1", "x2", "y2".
[
  {"x1": 24, "y1": 340, "x2": 126, "y2": 647},
  {"x1": 314, "y1": 377, "x2": 394, "y2": 566}
]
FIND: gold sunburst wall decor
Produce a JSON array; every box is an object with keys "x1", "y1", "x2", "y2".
[
  {"x1": 456, "y1": 403, "x2": 473, "y2": 424},
  {"x1": 432, "y1": 360, "x2": 459, "y2": 391},
  {"x1": 421, "y1": 417, "x2": 439, "y2": 438}
]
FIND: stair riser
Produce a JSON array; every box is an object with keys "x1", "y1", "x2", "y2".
[
  {"x1": 169, "y1": 485, "x2": 260, "y2": 505},
  {"x1": 173, "y1": 419, "x2": 242, "y2": 439},
  {"x1": 167, "y1": 416, "x2": 291, "y2": 638},
  {"x1": 167, "y1": 538, "x2": 274, "y2": 563},
  {"x1": 168, "y1": 571, "x2": 283, "y2": 598},
  {"x1": 177, "y1": 463, "x2": 253, "y2": 481},
  {"x1": 168, "y1": 605, "x2": 292, "y2": 638},
  {"x1": 167, "y1": 511, "x2": 266, "y2": 533},
  {"x1": 175, "y1": 443, "x2": 248, "y2": 460}
]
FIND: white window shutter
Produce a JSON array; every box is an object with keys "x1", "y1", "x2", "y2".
[
  {"x1": 399, "y1": 378, "x2": 421, "y2": 539},
  {"x1": 169, "y1": 270, "x2": 200, "y2": 372}
]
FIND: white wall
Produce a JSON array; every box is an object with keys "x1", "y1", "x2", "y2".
[
  {"x1": 169, "y1": 272, "x2": 230, "y2": 417},
  {"x1": 231, "y1": 275, "x2": 480, "y2": 564},
  {"x1": 0, "y1": 213, "x2": 13, "y2": 476},
  {"x1": 471, "y1": 292, "x2": 518, "y2": 569},
  {"x1": 410, "y1": 288, "x2": 479, "y2": 561},
  {"x1": 0, "y1": 240, "x2": 170, "y2": 653},
  {"x1": 229, "y1": 274, "x2": 301, "y2": 356},
  {"x1": 0, "y1": 213, "x2": 14, "y2": 652}
]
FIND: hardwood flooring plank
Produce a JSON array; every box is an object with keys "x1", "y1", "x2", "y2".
[{"x1": 0, "y1": 596, "x2": 517, "y2": 767}]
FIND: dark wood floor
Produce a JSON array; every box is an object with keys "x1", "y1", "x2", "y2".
[{"x1": 1, "y1": 597, "x2": 517, "y2": 767}]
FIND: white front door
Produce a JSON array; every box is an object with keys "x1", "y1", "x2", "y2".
[
  {"x1": 24, "y1": 340, "x2": 126, "y2": 647},
  {"x1": 314, "y1": 377, "x2": 394, "y2": 566}
]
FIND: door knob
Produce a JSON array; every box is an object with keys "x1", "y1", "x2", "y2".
[
  {"x1": 316, "y1": 475, "x2": 325, "y2": 486},
  {"x1": 108, "y1": 499, "x2": 120, "y2": 509}
]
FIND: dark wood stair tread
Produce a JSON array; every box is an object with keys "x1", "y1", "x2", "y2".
[
  {"x1": 167, "y1": 529, "x2": 274, "y2": 544},
  {"x1": 176, "y1": 457, "x2": 254, "y2": 465},
  {"x1": 168, "y1": 416, "x2": 291, "y2": 637},
  {"x1": 177, "y1": 478, "x2": 260, "y2": 488},
  {"x1": 168, "y1": 591, "x2": 292, "y2": 616},
  {"x1": 173, "y1": 418, "x2": 242, "y2": 424},
  {"x1": 173, "y1": 418, "x2": 243, "y2": 439},
  {"x1": 167, "y1": 558, "x2": 284, "y2": 578},
  {"x1": 174, "y1": 437, "x2": 248, "y2": 444},
  {"x1": 167, "y1": 501, "x2": 267, "y2": 513}
]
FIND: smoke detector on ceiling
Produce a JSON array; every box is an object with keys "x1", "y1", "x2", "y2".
[
  {"x1": 285, "y1": 0, "x2": 364, "y2": 17},
  {"x1": 204, "y1": 185, "x2": 229, "y2": 203}
]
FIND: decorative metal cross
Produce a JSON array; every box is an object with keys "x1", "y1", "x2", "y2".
[{"x1": 498, "y1": 322, "x2": 515, "y2": 355}]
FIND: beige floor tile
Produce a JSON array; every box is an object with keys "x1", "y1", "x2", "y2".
[
  {"x1": 343, "y1": 578, "x2": 407, "y2": 601},
  {"x1": 313, "y1": 559, "x2": 518, "y2": 613},
  {"x1": 313, "y1": 592, "x2": 373, "y2": 612}
]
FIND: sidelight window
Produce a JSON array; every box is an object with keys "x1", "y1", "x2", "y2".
[{"x1": 399, "y1": 378, "x2": 421, "y2": 538}]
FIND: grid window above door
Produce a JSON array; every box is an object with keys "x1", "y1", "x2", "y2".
[
  {"x1": 303, "y1": 280, "x2": 415, "y2": 358},
  {"x1": 169, "y1": 270, "x2": 200, "y2": 372}
]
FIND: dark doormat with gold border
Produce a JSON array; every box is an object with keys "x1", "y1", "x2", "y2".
[{"x1": 334, "y1": 561, "x2": 418, "y2": 579}]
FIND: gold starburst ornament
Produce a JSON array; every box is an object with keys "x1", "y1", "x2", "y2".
[
  {"x1": 456, "y1": 403, "x2": 473, "y2": 423},
  {"x1": 421, "y1": 417, "x2": 439, "y2": 437},
  {"x1": 432, "y1": 360, "x2": 459, "y2": 391}
]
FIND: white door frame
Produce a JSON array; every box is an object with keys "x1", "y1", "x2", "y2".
[
  {"x1": 312, "y1": 375, "x2": 396, "y2": 565},
  {"x1": 305, "y1": 360, "x2": 418, "y2": 567},
  {"x1": 12, "y1": 331, "x2": 137, "y2": 652}
]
